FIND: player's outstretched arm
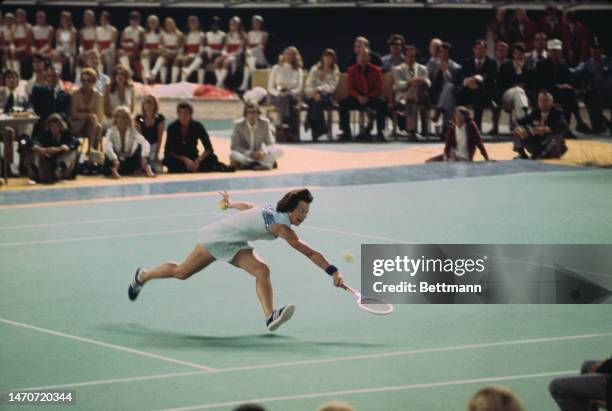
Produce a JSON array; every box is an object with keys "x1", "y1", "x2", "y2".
[
  {"x1": 218, "y1": 191, "x2": 255, "y2": 211},
  {"x1": 271, "y1": 224, "x2": 344, "y2": 287}
]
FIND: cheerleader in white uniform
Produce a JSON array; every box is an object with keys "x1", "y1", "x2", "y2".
[
  {"x1": 96, "y1": 12, "x2": 118, "y2": 75},
  {"x1": 76, "y1": 9, "x2": 98, "y2": 81},
  {"x1": 178, "y1": 16, "x2": 205, "y2": 83},
  {"x1": 118, "y1": 11, "x2": 144, "y2": 79},
  {"x1": 182, "y1": 16, "x2": 225, "y2": 85},
  {"x1": 52, "y1": 11, "x2": 77, "y2": 79},
  {"x1": 32, "y1": 11, "x2": 54, "y2": 57},
  {"x1": 0, "y1": 12, "x2": 14, "y2": 72},
  {"x1": 128, "y1": 189, "x2": 345, "y2": 332},
  {"x1": 246, "y1": 15, "x2": 269, "y2": 69},
  {"x1": 141, "y1": 15, "x2": 162, "y2": 85},
  {"x1": 149, "y1": 17, "x2": 183, "y2": 84},
  {"x1": 7, "y1": 9, "x2": 33, "y2": 75},
  {"x1": 214, "y1": 16, "x2": 247, "y2": 90}
]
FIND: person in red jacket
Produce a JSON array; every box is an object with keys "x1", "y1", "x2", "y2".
[
  {"x1": 338, "y1": 48, "x2": 387, "y2": 142},
  {"x1": 426, "y1": 106, "x2": 490, "y2": 162},
  {"x1": 561, "y1": 10, "x2": 589, "y2": 67}
]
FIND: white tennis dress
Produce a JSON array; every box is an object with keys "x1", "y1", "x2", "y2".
[{"x1": 198, "y1": 204, "x2": 291, "y2": 261}]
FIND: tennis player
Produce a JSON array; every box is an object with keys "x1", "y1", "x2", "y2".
[{"x1": 128, "y1": 188, "x2": 344, "y2": 331}]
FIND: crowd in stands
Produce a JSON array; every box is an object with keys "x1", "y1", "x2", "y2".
[{"x1": 1, "y1": 4, "x2": 611, "y2": 185}]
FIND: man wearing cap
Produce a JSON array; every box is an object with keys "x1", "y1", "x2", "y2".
[
  {"x1": 535, "y1": 38, "x2": 591, "y2": 134},
  {"x1": 573, "y1": 39, "x2": 612, "y2": 134}
]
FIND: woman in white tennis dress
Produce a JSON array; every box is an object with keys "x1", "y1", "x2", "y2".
[{"x1": 128, "y1": 188, "x2": 344, "y2": 331}]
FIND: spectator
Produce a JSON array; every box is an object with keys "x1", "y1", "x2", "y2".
[
  {"x1": 536, "y1": 39, "x2": 591, "y2": 134},
  {"x1": 526, "y1": 32, "x2": 548, "y2": 71},
  {"x1": 141, "y1": 15, "x2": 162, "y2": 85},
  {"x1": 549, "y1": 357, "x2": 611, "y2": 411},
  {"x1": 1, "y1": 13, "x2": 16, "y2": 73},
  {"x1": 381, "y1": 34, "x2": 406, "y2": 73},
  {"x1": 425, "y1": 38, "x2": 443, "y2": 67},
  {"x1": 32, "y1": 11, "x2": 54, "y2": 58},
  {"x1": 51, "y1": 11, "x2": 77, "y2": 80},
  {"x1": 76, "y1": 9, "x2": 97, "y2": 81},
  {"x1": 75, "y1": 50, "x2": 110, "y2": 94},
  {"x1": 182, "y1": 16, "x2": 225, "y2": 86},
  {"x1": 344, "y1": 36, "x2": 383, "y2": 70},
  {"x1": 246, "y1": 15, "x2": 269, "y2": 69},
  {"x1": 26, "y1": 53, "x2": 51, "y2": 96},
  {"x1": 97, "y1": 11, "x2": 118, "y2": 75},
  {"x1": 304, "y1": 48, "x2": 340, "y2": 141},
  {"x1": 214, "y1": 16, "x2": 247, "y2": 89},
  {"x1": 392, "y1": 45, "x2": 430, "y2": 140},
  {"x1": 30, "y1": 66, "x2": 71, "y2": 138},
  {"x1": 497, "y1": 42, "x2": 530, "y2": 129},
  {"x1": 338, "y1": 48, "x2": 386, "y2": 142},
  {"x1": 468, "y1": 385, "x2": 524, "y2": 411},
  {"x1": 24, "y1": 113, "x2": 79, "y2": 183},
  {"x1": 539, "y1": 2, "x2": 566, "y2": 46},
  {"x1": 70, "y1": 68, "x2": 103, "y2": 159},
  {"x1": 104, "y1": 64, "x2": 135, "y2": 123},
  {"x1": 135, "y1": 94, "x2": 165, "y2": 173},
  {"x1": 430, "y1": 42, "x2": 462, "y2": 136},
  {"x1": 513, "y1": 90, "x2": 568, "y2": 160},
  {"x1": 178, "y1": 16, "x2": 205, "y2": 82},
  {"x1": 562, "y1": 10, "x2": 589, "y2": 67},
  {"x1": 510, "y1": 8, "x2": 536, "y2": 51},
  {"x1": 267, "y1": 46, "x2": 304, "y2": 139},
  {"x1": 573, "y1": 39, "x2": 612, "y2": 134},
  {"x1": 490, "y1": 41, "x2": 510, "y2": 135},
  {"x1": 485, "y1": 7, "x2": 513, "y2": 55},
  {"x1": 150, "y1": 17, "x2": 183, "y2": 84},
  {"x1": 8, "y1": 9, "x2": 32, "y2": 78},
  {"x1": 118, "y1": 11, "x2": 145, "y2": 81},
  {"x1": 230, "y1": 102, "x2": 282, "y2": 170},
  {"x1": 459, "y1": 39, "x2": 496, "y2": 131},
  {"x1": 426, "y1": 106, "x2": 490, "y2": 162},
  {"x1": 163, "y1": 101, "x2": 234, "y2": 173},
  {"x1": 0, "y1": 68, "x2": 28, "y2": 177},
  {"x1": 103, "y1": 105, "x2": 154, "y2": 179}
]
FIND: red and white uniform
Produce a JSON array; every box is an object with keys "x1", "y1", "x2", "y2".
[
  {"x1": 0, "y1": 23, "x2": 11, "y2": 48},
  {"x1": 247, "y1": 30, "x2": 266, "y2": 50},
  {"x1": 206, "y1": 30, "x2": 225, "y2": 55},
  {"x1": 96, "y1": 25, "x2": 116, "y2": 52},
  {"x1": 224, "y1": 31, "x2": 244, "y2": 55},
  {"x1": 56, "y1": 28, "x2": 75, "y2": 57},
  {"x1": 183, "y1": 31, "x2": 204, "y2": 55},
  {"x1": 161, "y1": 31, "x2": 180, "y2": 54},
  {"x1": 80, "y1": 26, "x2": 96, "y2": 51},
  {"x1": 13, "y1": 23, "x2": 32, "y2": 54},
  {"x1": 32, "y1": 24, "x2": 53, "y2": 54},
  {"x1": 121, "y1": 25, "x2": 144, "y2": 55},
  {"x1": 143, "y1": 30, "x2": 161, "y2": 52}
]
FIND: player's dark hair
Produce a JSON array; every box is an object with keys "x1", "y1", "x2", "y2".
[{"x1": 276, "y1": 189, "x2": 313, "y2": 213}]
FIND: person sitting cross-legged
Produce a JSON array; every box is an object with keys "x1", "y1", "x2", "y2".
[{"x1": 230, "y1": 102, "x2": 283, "y2": 171}]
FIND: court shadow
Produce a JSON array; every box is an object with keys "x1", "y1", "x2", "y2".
[{"x1": 97, "y1": 323, "x2": 383, "y2": 352}]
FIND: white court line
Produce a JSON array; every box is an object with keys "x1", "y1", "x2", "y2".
[
  {"x1": 0, "y1": 211, "x2": 222, "y2": 230},
  {"x1": 158, "y1": 370, "x2": 576, "y2": 411},
  {"x1": 0, "y1": 318, "x2": 217, "y2": 372},
  {"x1": 10, "y1": 332, "x2": 611, "y2": 392}
]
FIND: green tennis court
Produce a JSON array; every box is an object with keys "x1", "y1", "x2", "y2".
[{"x1": 1, "y1": 167, "x2": 611, "y2": 410}]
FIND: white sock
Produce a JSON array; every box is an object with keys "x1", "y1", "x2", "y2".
[
  {"x1": 160, "y1": 66, "x2": 168, "y2": 84},
  {"x1": 216, "y1": 68, "x2": 227, "y2": 87},
  {"x1": 239, "y1": 66, "x2": 251, "y2": 91},
  {"x1": 141, "y1": 57, "x2": 151, "y2": 80},
  {"x1": 197, "y1": 68, "x2": 205, "y2": 84},
  {"x1": 150, "y1": 57, "x2": 165, "y2": 78},
  {"x1": 171, "y1": 66, "x2": 180, "y2": 83}
]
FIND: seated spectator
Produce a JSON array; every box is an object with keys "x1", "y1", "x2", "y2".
[
  {"x1": 177, "y1": 16, "x2": 205, "y2": 83},
  {"x1": 573, "y1": 39, "x2": 612, "y2": 135},
  {"x1": 26, "y1": 53, "x2": 51, "y2": 95},
  {"x1": 70, "y1": 68, "x2": 103, "y2": 160},
  {"x1": 163, "y1": 101, "x2": 234, "y2": 173},
  {"x1": 485, "y1": 7, "x2": 513, "y2": 54},
  {"x1": 97, "y1": 11, "x2": 118, "y2": 76},
  {"x1": 103, "y1": 105, "x2": 154, "y2": 179},
  {"x1": 510, "y1": 7, "x2": 536, "y2": 51},
  {"x1": 549, "y1": 357, "x2": 611, "y2": 411},
  {"x1": 24, "y1": 113, "x2": 79, "y2": 183},
  {"x1": 267, "y1": 46, "x2": 303, "y2": 139},
  {"x1": 526, "y1": 32, "x2": 548, "y2": 71},
  {"x1": 246, "y1": 15, "x2": 269, "y2": 70},
  {"x1": 392, "y1": 45, "x2": 430, "y2": 141},
  {"x1": 562, "y1": 10, "x2": 589, "y2": 67},
  {"x1": 459, "y1": 39, "x2": 496, "y2": 132},
  {"x1": 344, "y1": 36, "x2": 383, "y2": 70},
  {"x1": 338, "y1": 48, "x2": 386, "y2": 142},
  {"x1": 30, "y1": 66, "x2": 71, "y2": 138},
  {"x1": 75, "y1": 50, "x2": 110, "y2": 94},
  {"x1": 104, "y1": 64, "x2": 135, "y2": 124},
  {"x1": 118, "y1": 11, "x2": 145, "y2": 82},
  {"x1": 213, "y1": 16, "x2": 246, "y2": 89},
  {"x1": 469, "y1": 386, "x2": 524, "y2": 411},
  {"x1": 141, "y1": 15, "x2": 162, "y2": 85},
  {"x1": 426, "y1": 106, "x2": 490, "y2": 162},
  {"x1": 535, "y1": 39, "x2": 591, "y2": 135},
  {"x1": 498, "y1": 42, "x2": 531, "y2": 129},
  {"x1": 513, "y1": 90, "x2": 568, "y2": 160},
  {"x1": 425, "y1": 38, "x2": 442, "y2": 67},
  {"x1": 135, "y1": 94, "x2": 165, "y2": 173},
  {"x1": 304, "y1": 48, "x2": 340, "y2": 141},
  {"x1": 539, "y1": 3, "x2": 566, "y2": 47},
  {"x1": 429, "y1": 42, "x2": 462, "y2": 136},
  {"x1": 490, "y1": 41, "x2": 510, "y2": 135},
  {"x1": 381, "y1": 34, "x2": 405, "y2": 73},
  {"x1": 51, "y1": 11, "x2": 77, "y2": 81},
  {"x1": 1, "y1": 69, "x2": 31, "y2": 176},
  {"x1": 230, "y1": 102, "x2": 282, "y2": 170}
]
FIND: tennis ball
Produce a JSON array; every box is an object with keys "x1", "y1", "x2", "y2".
[
  {"x1": 219, "y1": 200, "x2": 228, "y2": 210},
  {"x1": 343, "y1": 251, "x2": 353, "y2": 263}
]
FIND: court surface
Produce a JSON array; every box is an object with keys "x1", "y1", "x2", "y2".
[{"x1": 1, "y1": 161, "x2": 611, "y2": 410}]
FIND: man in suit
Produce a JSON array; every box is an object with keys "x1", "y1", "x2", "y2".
[
  {"x1": 513, "y1": 90, "x2": 568, "y2": 159},
  {"x1": 30, "y1": 66, "x2": 71, "y2": 138},
  {"x1": 498, "y1": 42, "x2": 531, "y2": 129},
  {"x1": 490, "y1": 41, "x2": 510, "y2": 135},
  {"x1": 526, "y1": 32, "x2": 548, "y2": 71},
  {"x1": 429, "y1": 42, "x2": 462, "y2": 137},
  {"x1": 392, "y1": 45, "x2": 430, "y2": 140},
  {"x1": 459, "y1": 39, "x2": 496, "y2": 131},
  {"x1": 1, "y1": 69, "x2": 31, "y2": 177},
  {"x1": 338, "y1": 48, "x2": 386, "y2": 141},
  {"x1": 511, "y1": 8, "x2": 536, "y2": 51},
  {"x1": 230, "y1": 103, "x2": 282, "y2": 170}
]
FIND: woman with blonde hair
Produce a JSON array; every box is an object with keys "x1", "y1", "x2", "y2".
[
  {"x1": 135, "y1": 94, "x2": 165, "y2": 173},
  {"x1": 149, "y1": 17, "x2": 183, "y2": 84},
  {"x1": 104, "y1": 64, "x2": 135, "y2": 121},
  {"x1": 103, "y1": 105, "x2": 155, "y2": 179},
  {"x1": 468, "y1": 386, "x2": 524, "y2": 411},
  {"x1": 267, "y1": 46, "x2": 304, "y2": 139},
  {"x1": 70, "y1": 67, "x2": 103, "y2": 160},
  {"x1": 305, "y1": 48, "x2": 339, "y2": 140}
]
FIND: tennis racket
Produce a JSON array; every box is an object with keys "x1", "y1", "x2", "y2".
[{"x1": 341, "y1": 283, "x2": 394, "y2": 315}]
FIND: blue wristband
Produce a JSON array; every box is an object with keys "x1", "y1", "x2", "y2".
[{"x1": 325, "y1": 265, "x2": 338, "y2": 276}]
